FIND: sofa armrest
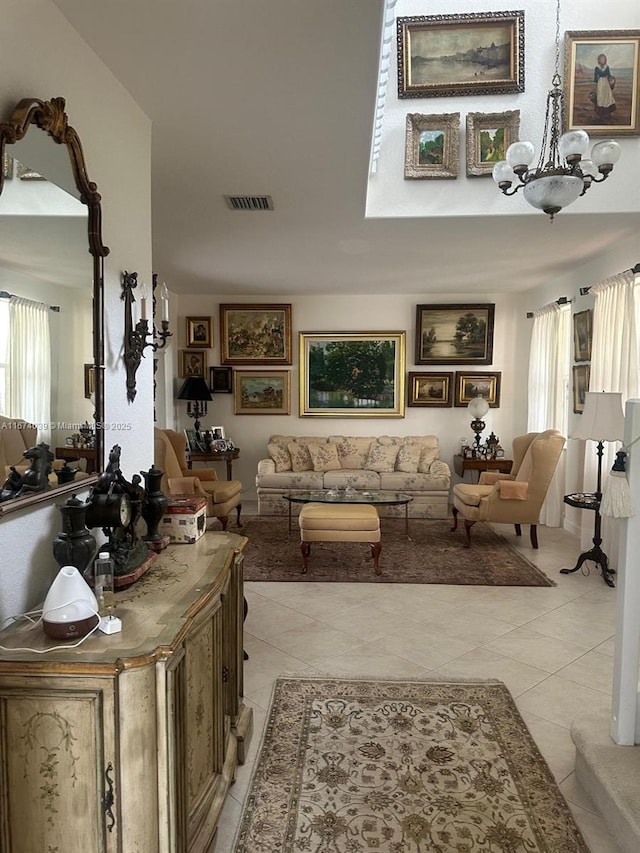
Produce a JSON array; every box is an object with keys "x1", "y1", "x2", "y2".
[
  {"x1": 479, "y1": 471, "x2": 514, "y2": 486},
  {"x1": 430, "y1": 459, "x2": 450, "y2": 478},
  {"x1": 168, "y1": 475, "x2": 207, "y2": 498},
  {"x1": 257, "y1": 458, "x2": 276, "y2": 475}
]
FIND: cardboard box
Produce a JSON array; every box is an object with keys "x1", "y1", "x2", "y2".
[{"x1": 159, "y1": 495, "x2": 207, "y2": 544}]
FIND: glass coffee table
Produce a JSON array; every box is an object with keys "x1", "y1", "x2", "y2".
[{"x1": 284, "y1": 491, "x2": 413, "y2": 538}]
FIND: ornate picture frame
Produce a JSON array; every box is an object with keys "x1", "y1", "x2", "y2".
[
  {"x1": 573, "y1": 309, "x2": 592, "y2": 362},
  {"x1": 454, "y1": 371, "x2": 502, "y2": 407},
  {"x1": 397, "y1": 11, "x2": 525, "y2": 99},
  {"x1": 233, "y1": 370, "x2": 291, "y2": 415},
  {"x1": 573, "y1": 364, "x2": 591, "y2": 414},
  {"x1": 564, "y1": 30, "x2": 640, "y2": 136},
  {"x1": 407, "y1": 372, "x2": 454, "y2": 407},
  {"x1": 186, "y1": 316, "x2": 212, "y2": 348},
  {"x1": 179, "y1": 349, "x2": 206, "y2": 378},
  {"x1": 465, "y1": 110, "x2": 520, "y2": 177},
  {"x1": 220, "y1": 303, "x2": 292, "y2": 365},
  {"x1": 83, "y1": 363, "x2": 95, "y2": 399},
  {"x1": 405, "y1": 113, "x2": 460, "y2": 179},
  {"x1": 1, "y1": 151, "x2": 13, "y2": 179},
  {"x1": 415, "y1": 304, "x2": 495, "y2": 366},
  {"x1": 209, "y1": 365, "x2": 233, "y2": 393},
  {"x1": 299, "y1": 331, "x2": 406, "y2": 417}
]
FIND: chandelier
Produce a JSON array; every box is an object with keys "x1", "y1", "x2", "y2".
[{"x1": 492, "y1": 0, "x2": 621, "y2": 221}]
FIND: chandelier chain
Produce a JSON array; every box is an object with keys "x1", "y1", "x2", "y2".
[{"x1": 554, "y1": 0, "x2": 561, "y2": 78}]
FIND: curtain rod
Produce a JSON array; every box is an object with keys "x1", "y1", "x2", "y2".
[
  {"x1": 0, "y1": 290, "x2": 60, "y2": 312},
  {"x1": 579, "y1": 263, "x2": 640, "y2": 296},
  {"x1": 526, "y1": 296, "x2": 571, "y2": 318}
]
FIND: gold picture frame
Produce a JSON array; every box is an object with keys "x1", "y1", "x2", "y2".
[
  {"x1": 454, "y1": 371, "x2": 502, "y2": 407},
  {"x1": 415, "y1": 303, "x2": 495, "y2": 366},
  {"x1": 573, "y1": 309, "x2": 592, "y2": 363},
  {"x1": 220, "y1": 303, "x2": 292, "y2": 365},
  {"x1": 299, "y1": 331, "x2": 406, "y2": 417},
  {"x1": 573, "y1": 364, "x2": 591, "y2": 414},
  {"x1": 186, "y1": 316, "x2": 212, "y2": 348},
  {"x1": 84, "y1": 363, "x2": 95, "y2": 399},
  {"x1": 466, "y1": 110, "x2": 520, "y2": 177},
  {"x1": 564, "y1": 30, "x2": 640, "y2": 136},
  {"x1": 233, "y1": 370, "x2": 291, "y2": 415},
  {"x1": 404, "y1": 113, "x2": 460, "y2": 180},
  {"x1": 397, "y1": 11, "x2": 525, "y2": 99},
  {"x1": 408, "y1": 372, "x2": 454, "y2": 407},
  {"x1": 180, "y1": 349, "x2": 206, "y2": 377}
]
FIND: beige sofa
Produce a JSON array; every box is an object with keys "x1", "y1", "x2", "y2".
[{"x1": 256, "y1": 434, "x2": 451, "y2": 518}]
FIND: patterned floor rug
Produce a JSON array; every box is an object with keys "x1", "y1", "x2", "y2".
[
  {"x1": 239, "y1": 517, "x2": 554, "y2": 586},
  {"x1": 232, "y1": 677, "x2": 588, "y2": 853}
]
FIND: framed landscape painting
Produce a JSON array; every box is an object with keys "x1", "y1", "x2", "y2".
[
  {"x1": 234, "y1": 370, "x2": 291, "y2": 415},
  {"x1": 220, "y1": 303, "x2": 292, "y2": 364},
  {"x1": 573, "y1": 310, "x2": 592, "y2": 362},
  {"x1": 454, "y1": 371, "x2": 502, "y2": 407},
  {"x1": 408, "y1": 372, "x2": 454, "y2": 407},
  {"x1": 415, "y1": 304, "x2": 495, "y2": 365},
  {"x1": 405, "y1": 113, "x2": 460, "y2": 179},
  {"x1": 573, "y1": 364, "x2": 591, "y2": 414},
  {"x1": 564, "y1": 30, "x2": 640, "y2": 136},
  {"x1": 466, "y1": 110, "x2": 520, "y2": 177},
  {"x1": 397, "y1": 11, "x2": 525, "y2": 99},
  {"x1": 299, "y1": 332, "x2": 406, "y2": 417}
]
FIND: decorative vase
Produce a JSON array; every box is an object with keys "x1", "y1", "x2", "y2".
[
  {"x1": 53, "y1": 494, "x2": 97, "y2": 576},
  {"x1": 140, "y1": 466, "x2": 168, "y2": 543}
]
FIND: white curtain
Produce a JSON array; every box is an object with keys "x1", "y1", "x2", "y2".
[
  {"x1": 583, "y1": 269, "x2": 640, "y2": 553},
  {"x1": 7, "y1": 296, "x2": 51, "y2": 443},
  {"x1": 527, "y1": 302, "x2": 571, "y2": 526}
]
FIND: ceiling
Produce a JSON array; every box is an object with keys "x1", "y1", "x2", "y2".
[{"x1": 50, "y1": 0, "x2": 639, "y2": 297}]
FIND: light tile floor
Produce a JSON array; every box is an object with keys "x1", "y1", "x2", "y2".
[{"x1": 217, "y1": 516, "x2": 625, "y2": 852}]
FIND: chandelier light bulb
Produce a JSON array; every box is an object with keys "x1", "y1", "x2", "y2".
[
  {"x1": 579, "y1": 158, "x2": 599, "y2": 180},
  {"x1": 492, "y1": 160, "x2": 517, "y2": 187},
  {"x1": 558, "y1": 129, "x2": 590, "y2": 163},
  {"x1": 591, "y1": 139, "x2": 622, "y2": 168},
  {"x1": 505, "y1": 140, "x2": 535, "y2": 171}
]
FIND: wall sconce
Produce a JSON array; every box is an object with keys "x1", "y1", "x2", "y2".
[
  {"x1": 177, "y1": 376, "x2": 212, "y2": 435},
  {"x1": 121, "y1": 270, "x2": 172, "y2": 402}
]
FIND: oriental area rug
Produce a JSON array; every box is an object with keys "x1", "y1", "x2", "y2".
[
  {"x1": 232, "y1": 677, "x2": 588, "y2": 853},
  {"x1": 239, "y1": 517, "x2": 554, "y2": 586}
]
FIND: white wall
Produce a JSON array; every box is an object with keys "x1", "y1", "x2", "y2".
[
  {"x1": 0, "y1": 0, "x2": 153, "y2": 627},
  {"x1": 368, "y1": 0, "x2": 640, "y2": 218}
]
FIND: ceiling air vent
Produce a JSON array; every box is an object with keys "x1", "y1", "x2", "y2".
[{"x1": 224, "y1": 195, "x2": 274, "y2": 211}]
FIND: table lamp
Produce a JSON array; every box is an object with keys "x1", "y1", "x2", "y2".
[
  {"x1": 562, "y1": 391, "x2": 624, "y2": 587},
  {"x1": 468, "y1": 395, "x2": 490, "y2": 448},
  {"x1": 177, "y1": 376, "x2": 213, "y2": 435}
]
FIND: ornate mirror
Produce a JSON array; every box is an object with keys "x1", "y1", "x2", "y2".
[{"x1": 0, "y1": 97, "x2": 108, "y2": 515}]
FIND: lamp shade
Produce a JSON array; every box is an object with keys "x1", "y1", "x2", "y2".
[
  {"x1": 468, "y1": 396, "x2": 490, "y2": 418},
  {"x1": 571, "y1": 392, "x2": 624, "y2": 441},
  {"x1": 177, "y1": 376, "x2": 212, "y2": 402}
]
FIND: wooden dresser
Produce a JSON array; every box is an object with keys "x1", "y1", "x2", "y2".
[{"x1": 0, "y1": 532, "x2": 252, "y2": 853}]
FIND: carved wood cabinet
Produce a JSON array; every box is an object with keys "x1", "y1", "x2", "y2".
[{"x1": 0, "y1": 532, "x2": 252, "y2": 853}]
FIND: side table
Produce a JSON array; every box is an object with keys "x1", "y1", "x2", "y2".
[
  {"x1": 560, "y1": 492, "x2": 614, "y2": 587},
  {"x1": 453, "y1": 454, "x2": 513, "y2": 482},
  {"x1": 55, "y1": 446, "x2": 97, "y2": 474},
  {"x1": 187, "y1": 448, "x2": 240, "y2": 480}
]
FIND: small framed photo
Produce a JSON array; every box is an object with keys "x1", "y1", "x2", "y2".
[
  {"x1": 220, "y1": 303, "x2": 292, "y2": 364},
  {"x1": 234, "y1": 370, "x2": 291, "y2": 415},
  {"x1": 415, "y1": 303, "x2": 495, "y2": 365},
  {"x1": 405, "y1": 113, "x2": 460, "y2": 180},
  {"x1": 573, "y1": 310, "x2": 592, "y2": 362},
  {"x1": 180, "y1": 349, "x2": 206, "y2": 377},
  {"x1": 454, "y1": 372, "x2": 502, "y2": 407},
  {"x1": 211, "y1": 426, "x2": 226, "y2": 440},
  {"x1": 84, "y1": 363, "x2": 95, "y2": 399},
  {"x1": 466, "y1": 111, "x2": 520, "y2": 177},
  {"x1": 408, "y1": 372, "x2": 454, "y2": 407},
  {"x1": 184, "y1": 428, "x2": 208, "y2": 454},
  {"x1": 186, "y1": 316, "x2": 212, "y2": 348},
  {"x1": 209, "y1": 365, "x2": 233, "y2": 393},
  {"x1": 573, "y1": 364, "x2": 591, "y2": 414},
  {"x1": 397, "y1": 11, "x2": 525, "y2": 99},
  {"x1": 564, "y1": 30, "x2": 640, "y2": 136}
]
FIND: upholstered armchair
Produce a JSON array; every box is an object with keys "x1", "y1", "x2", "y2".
[
  {"x1": 154, "y1": 428, "x2": 242, "y2": 530},
  {"x1": 451, "y1": 429, "x2": 565, "y2": 548}
]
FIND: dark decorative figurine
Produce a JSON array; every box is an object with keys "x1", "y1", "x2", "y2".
[
  {"x1": 0, "y1": 442, "x2": 54, "y2": 501},
  {"x1": 140, "y1": 465, "x2": 168, "y2": 546},
  {"x1": 53, "y1": 494, "x2": 97, "y2": 575}
]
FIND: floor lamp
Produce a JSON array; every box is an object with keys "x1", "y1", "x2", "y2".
[{"x1": 561, "y1": 391, "x2": 624, "y2": 588}]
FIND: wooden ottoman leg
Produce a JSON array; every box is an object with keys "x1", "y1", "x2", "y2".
[
  {"x1": 371, "y1": 542, "x2": 382, "y2": 575},
  {"x1": 300, "y1": 541, "x2": 311, "y2": 573}
]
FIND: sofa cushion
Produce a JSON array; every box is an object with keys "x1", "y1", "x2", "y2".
[
  {"x1": 396, "y1": 443, "x2": 422, "y2": 473},
  {"x1": 289, "y1": 442, "x2": 313, "y2": 472},
  {"x1": 335, "y1": 437, "x2": 372, "y2": 469},
  {"x1": 308, "y1": 442, "x2": 341, "y2": 472},
  {"x1": 364, "y1": 442, "x2": 399, "y2": 473},
  {"x1": 323, "y1": 469, "x2": 381, "y2": 490},
  {"x1": 268, "y1": 442, "x2": 292, "y2": 472},
  {"x1": 257, "y1": 470, "x2": 325, "y2": 490},
  {"x1": 418, "y1": 443, "x2": 439, "y2": 473}
]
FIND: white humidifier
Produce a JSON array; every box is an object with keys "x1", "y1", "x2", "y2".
[{"x1": 42, "y1": 565, "x2": 100, "y2": 640}]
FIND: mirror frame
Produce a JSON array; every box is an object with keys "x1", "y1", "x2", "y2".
[{"x1": 0, "y1": 96, "x2": 109, "y2": 515}]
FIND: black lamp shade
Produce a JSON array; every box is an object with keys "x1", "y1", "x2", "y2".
[{"x1": 177, "y1": 376, "x2": 212, "y2": 402}]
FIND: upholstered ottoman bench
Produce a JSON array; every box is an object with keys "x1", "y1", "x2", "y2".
[{"x1": 298, "y1": 503, "x2": 382, "y2": 575}]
